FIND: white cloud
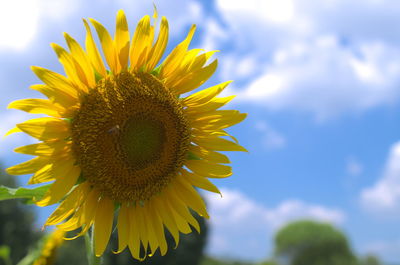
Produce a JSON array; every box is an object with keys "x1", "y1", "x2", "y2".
[
  {"x1": 0, "y1": 0, "x2": 205, "y2": 52},
  {"x1": 39, "y1": 0, "x2": 80, "y2": 21},
  {"x1": 202, "y1": 19, "x2": 229, "y2": 52},
  {"x1": 208, "y1": 0, "x2": 400, "y2": 119},
  {"x1": 255, "y1": 121, "x2": 286, "y2": 150},
  {"x1": 0, "y1": 0, "x2": 80, "y2": 51},
  {"x1": 0, "y1": 0, "x2": 39, "y2": 50},
  {"x1": 205, "y1": 188, "x2": 345, "y2": 260},
  {"x1": 217, "y1": 0, "x2": 295, "y2": 24},
  {"x1": 234, "y1": 37, "x2": 400, "y2": 120},
  {"x1": 360, "y1": 142, "x2": 400, "y2": 215}
]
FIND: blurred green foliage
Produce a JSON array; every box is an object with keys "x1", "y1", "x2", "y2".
[
  {"x1": 200, "y1": 256, "x2": 253, "y2": 265},
  {"x1": 359, "y1": 255, "x2": 382, "y2": 265},
  {"x1": 54, "y1": 237, "x2": 87, "y2": 265},
  {"x1": 0, "y1": 245, "x2": 11, "y2": 265},
  {"x1": 0, "y1": 168, "x2": 41, "y2": 265},
  {"x1": 274, "y1": 220, "x2": 357, "y2": 265},
  {"x1": 259, "y1": 260, "x2": 280, "y2": 265}
]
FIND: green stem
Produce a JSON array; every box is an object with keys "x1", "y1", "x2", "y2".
[{"x1": 84, "y1": 229, "x2": 102, "y2": 265}]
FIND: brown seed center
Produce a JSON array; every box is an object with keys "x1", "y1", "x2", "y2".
[{"x1": 71, "y1": 72, "x2": 190, "y2": 202}]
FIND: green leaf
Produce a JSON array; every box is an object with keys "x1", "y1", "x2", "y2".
[
  {"x1": 187, "y1": 151, "x2": 201, "y2": 160},
  {"x1": 0, "y1": 184, "x2": 50, "y2": 201},
  {"x1": 150, "y1": 64, "x2": 162, "y2": 76},
  {"x1": 94, "y1": 69, "x2": 103, "y2": 83}
]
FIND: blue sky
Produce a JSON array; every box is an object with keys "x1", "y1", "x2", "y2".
[{"x1": 1, "y1": 0, "x2": 400, "y2": 263}]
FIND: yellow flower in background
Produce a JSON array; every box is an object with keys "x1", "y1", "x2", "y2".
[
  {"x1": 33, "y1": 230, "x2": 65, "y2": 265},
  {"x1": 7, "y1": 9, "x2": 246, "y2": 259}
]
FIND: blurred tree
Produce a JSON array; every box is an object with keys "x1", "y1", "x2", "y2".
[
  {"x1": 358, "y1": 254, "x2": 382, "y2": 265},
  {"x1": 274, "y1": 220, "x2": 357, "y2": 265},
  {"x1": 199, "y1": 256, "x2": 253, "y2": 265},
  {"x1": 0, "y1": 167, "x2": 41, "y2": 265},
  {"x1": 200, "y1": 257, "x2": 224, "y2": 265},
  {"x1": 259, "y1": 260, "x2": 280, "y2": 265},
  {"x1": 56, "y1": 209, "x2": 208, "y2": 265},
  {"x1": 54, "y1": 237, "x2": 86, "y2": 265}
]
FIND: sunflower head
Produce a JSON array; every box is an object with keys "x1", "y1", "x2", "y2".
[{"x1": 7, "y1": 9, "x2": 247, "y2": 260}]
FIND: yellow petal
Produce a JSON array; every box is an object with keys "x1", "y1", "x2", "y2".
[
  {"x1": 94, "y1": 196, "x2": 115, "y2": 257},
  {"x1": 129, "y1": 15, "x2": 152, "y2": 72},
  {"x1": 173, "y1": 59, "x2": 218, "y2": 95},
  {"x1": 181, "y1": 169, "x2": 221, "y2": 195},
  {"x1": 192, "y1": 128, "x2": 231, "y2": 138},
  {"x1": 173, "y1": 177, "x2": 209, "y2": 218},
  {"x1": 193, "y1": 116, "x2": 241, "y2": 129},
  {"x1": 193, "y1": 112, "x2": 247, "y2": 130},
  {"x1": 64, "y1": 33, "x2": 96, "y2": 89},
  {"x1": 160, "y1": 25, "x2": 196, "y2": 78},
  {"x1": 14, "y1": 141, "x2": 69, "y2": 157},
  {"x1": 136, "y1": 44, "x2": 152, "y2": 70},
  {"x1": 45, "y1": 183, "x2": 89, "y2": 226},
  {"x1": 147, "y1": 201, "x2": 168, "y2": 256},
  {"x1": 142, "y1": 204, "x2": 160, "y2": 256},
  {"x1": 189, "y1": 50, "x2": 218, "y2": 72},
  {"x1": 165, "y1": 188, "x2": 200, "y2": 233},
  {"x1": 192, "y1": 109, "x2": 242, "y2": 121},
  {"x1": 79, "y1": 188, "x2": 100, "y2": 225},
  {"x1": 30, "y1": 84, "x2": 78, "y2": 112},
  {"x1": 134, "y1": 204, "x2": 149, "y2": 257},
  {"x1": 90, "y1": 18, "x2": 119, "y2": 74},
  {"x1": 183, "y1": 81, "x2": 232, "y2": 106},
  {"x1": 115, "y1": 203, "x2": 129, "y2": 254},
  {"x1": 185, "y1": 96, "x2": 236, "y2": 115},
  {"x1": 167, "y1": 200, "x2": 192, "y2": 234},
  {"x1": 8, "y1": 99, "x2": 65, "y2": 117},
  {"x1": 163, "y1": 48, "x2": 202, "y2": 89},
  {"x1": 145, "y1": 16, "x2": 169, "y2": 72},
  {"x1": 152, "y1": 3, "x2": 158, "y2": 19},
  {"x1": 59, "y1": 187, "x2": 98, "y2": 238},
  {"x1": 4, "y1": 127, "x2": 22, "y2": 138},
  {"x1": 6, "y1": 156, "x2": 49, "y2": 175},
  {"x1": 62, "y1": 188, "x2": 99, "y2": 236},
  {"x1": 57, "y1": 207, "x2": 83, "y2": 232},
  {"x1": 152, "y1": 196, "x2": 180, "y2": 248},
  {"x1": 51, "y1": 43, "x2": 87, "y2": 91},
  {"x1": 28, "y1": 164, "x2": 54, "y2": 184},
  {"x1": 115, "y1": 10, "x2": 130, "y2": 70},
  {"x1": 193, "y1": 136, "x2": 247, "y2": 152},
  {"x1": 36, "y1": 159, "x2": 80, "y2": 206},
  {"x1": 16, "y1": 117, "x2": 69, "y2": 141},
  {"x1": 127, "y1": 205, "x2": 142, "y2": 260},
  {"x1": 31, "y1": 66, "x2": 79, "y2": 98},
  {"x1": 83, "y1": 19, "x2": 107, "y2": 77},
  {"x1": 189, "y1": 144, "x2": 230, "y2": 164},
  {"x1": 185, "y1": 159, "x2": 232, "y2": 178}
]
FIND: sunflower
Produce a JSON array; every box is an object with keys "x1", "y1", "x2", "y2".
[{"x1": 6, "y1": 10, "x2": 246, "y2": 259}]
